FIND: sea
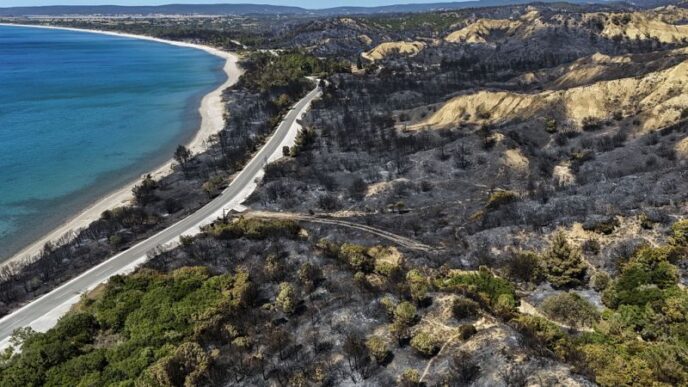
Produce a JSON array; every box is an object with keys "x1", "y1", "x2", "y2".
[{"x1": 0, "y1": 25, "x2": 226, "y2": 261}]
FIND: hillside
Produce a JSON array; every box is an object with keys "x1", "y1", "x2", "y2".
[
  {"x1": 3, "y1": 2, "x2": 688, "y2": 386},
  {"x1": 412, "y1": 57, "x2": 688, "y2": 131}
]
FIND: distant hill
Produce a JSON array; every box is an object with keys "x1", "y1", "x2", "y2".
[{"x1": 0, "y1": 0, "x2": 669, "y2": 17}]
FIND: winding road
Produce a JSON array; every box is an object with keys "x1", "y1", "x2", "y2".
[{"x1": 0, "y1": 83, "x2": 322, "y2": 348}]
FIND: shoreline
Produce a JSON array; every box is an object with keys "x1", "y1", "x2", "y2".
[{"x1": 0, "y1": 23, "x2": 243, "y2": 267}]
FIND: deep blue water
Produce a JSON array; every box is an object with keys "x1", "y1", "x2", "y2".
[{"x1": 0, "y1": 25, "x2": 226, "y2": 260}]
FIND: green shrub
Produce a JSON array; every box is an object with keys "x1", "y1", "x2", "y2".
[
  {"x1": 603, "y1": 246, "x2": 679, "y2": 308},
  {"x1": 670, "y1": 219, "x2": 688, "y2": 246},
  {"x1": 541, "y1": 292, "x2": 600, "y2": 328},
  {"x1": 207, "y1": 217, "x2": 300, "y2": 240},
  {"x1": 437, "y1": 269, "x2": 517, "y2": 311},
  {"x1": 298, "y1": 262, "x2": 322, "y2": 292},
  {"x1": 366, "y1": 336, "x2": 390, "y2": 364},
  {"x1": 0, "y1": 268, "x2": 248, "y2": 386},
  {"x1": 406, "y1": 269, "x2": 430, "y2": 304},
  {"x1": 399, "y1": 369, "x2": 421, "y2": 386},
  {"x1": 380, "y1": 296, "x2": 398, "y2": 319},
  {"x1": 410, "y1": 331, "x2": 440, "y2": 357},
  {"x1": 394, "y1": 302, "x2": 418, "y2": 327},
  {"x1": 338, "y1": 243, "x2": 375, "y2": 273},
  {"x1": 390, "y1": 301, "x2": 417, "y2": 343}
]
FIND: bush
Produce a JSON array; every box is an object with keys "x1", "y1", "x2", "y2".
[
  {"x1": 338, "y1": 243, "x2": 375, "y2": 273},
  {"x1": 132, "y1": 174, "x2": 158, "y2": 205},
  {"x1": 349, "y1": 177, "x2": 368, "y2": 200},
  {"x1": 406, "y1": 269, "x2": 430, "y2": 304},
  {"x1": 390, "y1": 301, "x2": 418, "y2": 344},
  {"x1": 541, "y1": 292, "x2": 600, "y2": 328},
  {"x1": 670, "y1": 219, "x2": 688, "y2": 246},
  {"x1": 449, "y1": 351, "x2": 481, "y2": 383},
  {"x1": 394, "y1": 302, "x2": 418, "y2": 327},
  {"x1": 298, "y1": 262, "x2": 322, "y2": 292},
  {"x1": 582, "y1": 116, "x2": 602, "y2": 131},
  {"x1": 399, "y1": 369, "x2": 421, "y2": 386},
  {"x1": 410, "y1": 331, "x2": 440, "y2": 357},
  {"x1": 275, "y1": 282, "x2": 297, "y2": 315},
  {"x1": 582, "y1": 238, "x2": 601, "y2": 255},
  {"x1": 437, "y1": 268, "x2": 517, "y2": 311},
  {"x1": 486, "y1": 190, "x2": 519, "y2": 210},
  {"x1": 380, "y1": 296, "x2": 398, "y2": 319},
  {"x1": 207, "y1": 217, "x2": 300, "y2": 240},
  {"x1": 366, "y1": 336, "x2": 390, "y2": 364},
  {"x1": 511, "y1": 315, "x2": 571, "y2": 359},
  {"x1": 452, "y1": 296, "x2": 480, "y2": 320},
  {"x1": 505, "y1": 251, "x2": 542, "y2": 283},
  {"x1": 459, "y1": 324, "x2": 478, "y2": 340},
  {"x1": 603, "y1": 246, "x2": 679, "y2": 308},
  {"x1": 590, "y1": 271, "x2": 610, "y2": 292},
  {"x1": 583, "y1": 216, "x2": 620, "y2": 235},
  {"x1": 318, "y1": 194, "x2": 341, "y2": 210}
]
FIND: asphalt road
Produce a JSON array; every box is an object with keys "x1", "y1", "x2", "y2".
[{"x1": 0, "y1": 84, "x2": 321, "y2": 345}]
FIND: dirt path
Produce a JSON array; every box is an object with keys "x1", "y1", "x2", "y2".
[{"x1": 242, "y1": 210, "x2": 437, "y2": 252}]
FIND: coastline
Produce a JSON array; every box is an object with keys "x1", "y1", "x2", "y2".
[{"x1": 0, "y1": 23, "x2": 243, "y2": 267}]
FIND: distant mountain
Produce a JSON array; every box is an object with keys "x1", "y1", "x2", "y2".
[
  {"x1": 0, "y1": 4, "x2": 305, "y2": 17},
  {"x1": 0, "y1": 0, "x2": 676, "y2": 17}
]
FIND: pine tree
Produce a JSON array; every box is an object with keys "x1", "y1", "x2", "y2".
[{"x1": 545, "y1": 232, "x2": 587, "y2": 288}]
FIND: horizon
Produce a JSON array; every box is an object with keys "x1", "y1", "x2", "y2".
[{"x1": 0, "y1": 0, "x2": 465, "y2": 10}]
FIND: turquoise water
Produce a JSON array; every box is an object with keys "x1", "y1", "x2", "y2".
[{"x1": 0, "y1": 25, "x2": 226, "y2": 260}]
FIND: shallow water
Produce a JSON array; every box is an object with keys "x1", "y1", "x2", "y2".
[{"x1": 0, "y1": 25, "x2": 226, "y2": 260}]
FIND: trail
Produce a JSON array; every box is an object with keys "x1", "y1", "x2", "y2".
[{"x1": 242, "y1": 210, "x2": 437, "y2": 252}]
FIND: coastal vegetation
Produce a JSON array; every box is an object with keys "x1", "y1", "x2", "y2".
[{"x1": 2, "y1": 225, "x2": 687, "y2": 386}]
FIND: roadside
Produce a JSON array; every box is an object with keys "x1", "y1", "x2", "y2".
[{"x1": 0, "y1": 82, "x2": 322, "y2": 349}]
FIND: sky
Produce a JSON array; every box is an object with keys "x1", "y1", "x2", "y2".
[{"x1": 1, "y1": 0, "x2": 451, "y2": 9}]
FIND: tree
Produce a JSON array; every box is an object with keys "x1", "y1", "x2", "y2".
[
  {"x1": 545, "y1": 232, "x2": 587, "y2": 289},
  {"x1": 174, "y1": 144, "x2": 192, "y2": 173},
  {"x1": 343, "y1": 332, "x2": 370, "y2": 382},
  {"x1": 132, "y1": 174, "x2": 158, "y2": 205},
  {"x1": 349, "y1": 177, "x2": 368, "y2": 200}
]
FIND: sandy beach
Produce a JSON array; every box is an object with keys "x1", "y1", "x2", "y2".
[{"x1": 0, "y1": 23, "x2": 243, "y2": 267}]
